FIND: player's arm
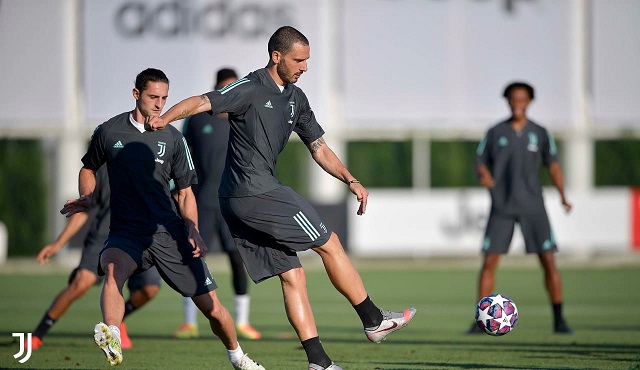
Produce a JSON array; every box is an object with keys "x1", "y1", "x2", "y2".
[
  {"x1": 175, "y1": 186, "x2": 207, "y2": 257},
  {"x1": 477, "y1": 163, "x2": 495, "y2": 188},
  {"x1": 307, "y1": 136, "x2": 368, "y2": 215},
  {"x1": 38, "y1": 211, "x2": 89, "y2": 265},
  {"x1": 147, "y1": 95, "x2": 212, "y2": 131},
  {"x1": 60, "y1": 167, "x2": 96, "y2": 218},
  {"x1": 548, "y1": 162, "x2": 572, "y2": 213}
]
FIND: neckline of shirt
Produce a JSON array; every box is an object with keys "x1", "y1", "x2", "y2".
[{"x1": 129, "y1": 113, "x2": 147, "y2": 133}]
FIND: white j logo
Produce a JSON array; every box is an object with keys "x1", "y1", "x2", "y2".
[
  {"x1": 157, "y1": 141, "x2": 166, "y2": 157},
  {"x1": 13, "y1": 332, "x2": 32, "y2": 363}
]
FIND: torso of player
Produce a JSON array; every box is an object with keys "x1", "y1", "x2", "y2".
[
  {"x1": 483, "y1": 120, "x2": 550, "y2": 214},
  {"x1": 208, "y1": 68, "x2": 324, "y2": 198},
  {"x1": 87, "y1": 112, "x2": 193, "y2": 234}
]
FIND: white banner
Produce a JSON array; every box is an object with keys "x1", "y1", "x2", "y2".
[
  {"x1": 348, "y1": 189, "x2": 630, "y2": 256},
  {"x1": 83, "y1": 0, "x2": 322, "y2": 126}
]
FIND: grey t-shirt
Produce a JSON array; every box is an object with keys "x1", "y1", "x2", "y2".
[
  {"x1": 476, "y1": 119, "x2": 558, "y2": 214},
  {"x1": 204, "y1": 68, "x2": 325, "y2": 197}
]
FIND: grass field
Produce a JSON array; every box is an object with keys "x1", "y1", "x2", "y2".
[{"x1": 1, "y1": 256, "x2": 639, "y2": 369}]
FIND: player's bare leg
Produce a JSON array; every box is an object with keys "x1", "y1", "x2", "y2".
[
  {"x1": 192, "y1": 292, "x2": 265, "y2": 369},
  {"x1": 99, "y1": 248, "x2": 137, "y2": 327},
  {"x1": 192, "y1": 291, "x2": 238, "y2": 348},
  {"x1": 279, "y1": 267, "x2": 318, "y2": 341},
  {"x1": 312, "y1": 233, "x2": 367, "y2": 305},
  {"x1": 49, "y1": 268, "x2": 97, "y2": 319},
  {"x1": 477, "y1": 253, "x2": 501, "y2": 301}
]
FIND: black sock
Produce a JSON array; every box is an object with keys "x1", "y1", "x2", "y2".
[
  {"x1": 33, "y1": 313, "x2": 57, "y2": 339},
  {"x1": 552, "y1": 303, "x2": 564, "y2": 325},
  {"x1": 353, "y1": 296, "x2": 383, "y2": 329},
  {"x1": 123, "y1": 300, "x2": 137, "y2": 320},
  {"x1": 301, "y1": 337, "x2": 332, "y2": 368}
]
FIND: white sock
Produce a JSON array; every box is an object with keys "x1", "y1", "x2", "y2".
[
  {"x1": 234, "y1": 295, "x2": 250, "y2": 325},
  {"x1": 108, "y1": 325, "x2": 121, "y2": 343},
  {"x1": 227, "y1": 342, "x2": 244, "y2": 363},
  {"x1": 184, "y1": 297, "x2": 198, "y2": 325}
]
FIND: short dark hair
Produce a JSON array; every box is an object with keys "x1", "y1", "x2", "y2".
[
  {"x1": 215, "y1": 68, "x2": 238, "y2": 88},
  {"x1": 268, "y1": 26, "x2": 309, "y2": 56},
  {"x1": 503, "y1": 81, "x2": 534, "y2": 100},
  {"x1": 135, "y1": 68, "x2": 169, "y2": 92}
]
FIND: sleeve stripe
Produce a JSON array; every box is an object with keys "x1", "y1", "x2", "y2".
[
  {"x1": 218, "y1": 78, "x2": 250, "y2": 95},
  {"x1": 476, "y1": 135, "x2": 488, "y2": 156},
  {"x1": 546, "y1": 129, "x2": 558, "y2": 156},
  {"x1": 182, "y1": 137, "x2": 195, "y2": 170}
]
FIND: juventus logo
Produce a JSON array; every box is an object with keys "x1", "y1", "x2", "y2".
[
  {"x1": 13, "y1": 333, "x2": 32, "y2": 363},
  {"x1": 157, "y1": 141, "x2": 166, "y2": 157}
]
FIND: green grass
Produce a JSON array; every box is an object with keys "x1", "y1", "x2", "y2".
[{"x1": 1, "y1": 258, "x2": 639, "y2": 369}]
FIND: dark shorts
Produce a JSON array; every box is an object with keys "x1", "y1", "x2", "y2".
[
  {"x1": 198, "y1": 204, "x2": 237, "y2": 254},
  {"x1": 482, "y1": 209, "x2": 557, "y2": 254},
  {"x1": 220, "y1": 186, "x2": 332, "y2": 283},
  {"x1": 75, "y1": 237, "x2": 162, "y2": 290},
  {"x1": 101, "y1": 226, "x2": 217, "y2": 297}
]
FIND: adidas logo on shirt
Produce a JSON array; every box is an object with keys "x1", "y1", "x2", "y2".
[
  {"x1": 204, "y1": 277, "x2": 213, "y2": 286},
  {"x1": 264, "y1": 100, "x2": 273, "y2": 108},
  {"x1": 113, "y1": 140, "x2": 124, "y2": 148}
]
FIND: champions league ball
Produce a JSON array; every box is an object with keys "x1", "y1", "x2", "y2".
[{"x1": 474, "y1": 293, "x2": 518, "y2": 336}]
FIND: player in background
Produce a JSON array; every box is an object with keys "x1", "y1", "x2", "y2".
[
  {"x1": 146, "y1": 27, "x2": 416, "y2": 370},
  {"x1": 26, "y1": 166, "x2": 161, "y2": 351},
  {"x1": 469, "y1": 81, "x2": 573, "y2": 334},
  {"x1": 174, "y1": 68, "x2": 261, "y2": 341},
  {"x1": 60, "y1": 68, "x2": 265, "y2": 369}
]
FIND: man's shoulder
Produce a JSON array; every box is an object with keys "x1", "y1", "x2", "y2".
[
  {"x1": 94, "y1": 112, "x2": 128, "y2": 136},
  {"x1": 486, "y1": 119, "x2": 510, "y2": 133}
]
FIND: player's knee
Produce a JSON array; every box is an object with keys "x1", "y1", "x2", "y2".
[{"x1": 141, "y1": 284, "x2": 160, "y2": 300}]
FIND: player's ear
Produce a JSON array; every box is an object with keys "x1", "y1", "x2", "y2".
[
  {"x1": 271, "y1": 50, "x2": 281, "y2": 64},
  {"x1": 132, "y1": 88, "x2": 140, "y2": 100}
]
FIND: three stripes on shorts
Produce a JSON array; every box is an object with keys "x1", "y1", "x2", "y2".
[{"x1": 293, "y1": 211, "x2": 320, "y2": 241}]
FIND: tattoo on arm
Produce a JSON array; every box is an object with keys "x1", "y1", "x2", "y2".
[
  {"x1": 308, "y1": 137, "x2": 326, "y2": 153},
  {"x1": 176, "y1": 109, "x2": 191, "y2": 121}
]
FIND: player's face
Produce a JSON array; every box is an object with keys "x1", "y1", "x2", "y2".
[
  {"x1": 507, "y1": 87, "x2": 531, "y2": 120},
  {"x1": 133, "y1": 81, "x2": 169, "y2": 118},
  {"x1": 277, "y1": 42, "x2": 309, "y2": 84}
]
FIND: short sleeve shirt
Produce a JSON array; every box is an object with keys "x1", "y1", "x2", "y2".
[
  {"x1": 476, "y1": 119, "x2": 558, "y2": 214},
  {"x1": 82, "y1": 112, "x2": 198, "y2": 234},
  {"x1": 204, "y1": 68, "x2": 325, "y2": 197},
  {"x1": 84, "y1": 166, "x2": 111, "y2": 246}
]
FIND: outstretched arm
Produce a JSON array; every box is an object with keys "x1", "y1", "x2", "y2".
[
  {"x1": 175, "y1": 186, "x2": 207, "y2": 257},
  {"x1": 548, "y1": 162, "x2": 572, "y2": 213},
  {"x1": 307, "y1": 137, "x2": 368, "y2": 215},
  {"x1": 38, "y1": 212, "x2": 89, "y2": 264},
  {"x1": 146, "y1": 95, "x2": 212, "y2": 131}
]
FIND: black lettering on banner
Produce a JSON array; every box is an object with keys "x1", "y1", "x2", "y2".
[{"x1": 114, "y1": 0, "x2": 295, "y2": 39}]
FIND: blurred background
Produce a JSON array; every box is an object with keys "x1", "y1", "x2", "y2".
[{"x1": 1, "y1": 0, "x2": 639, "y2": 262}]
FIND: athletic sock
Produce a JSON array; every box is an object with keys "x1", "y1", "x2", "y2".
[
  {"x1": 552, "y1": 303, "x2": 564, "y2": 325},
  {"x1": 122, "y1": 300, "x2": 137, "y2": 320},
  {"x1": 33, "y1": 313, "x2": 57, "y2": 338},
  {"x1": 235, "y1": 295, "x2": 250, "y2": 325},
  {"x1": 227, "y1": 342, "x2": 244, "y2": 363},
  {"x1": 184, "y1": 297, "x2": 198, "y2": 325},
  {"x1": 301, "y1": 337, "x2": 332, "y2": 368},
  {"x1": 353, "y1": 296, "x2": 383, "y2": 328}
]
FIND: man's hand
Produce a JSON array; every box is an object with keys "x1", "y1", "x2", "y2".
[
  {"x1": 37, "y1": 244, "x2": 60, "y2": 265},
  {"x1": 60, "y1": 195, "x2": 91, "y2": 218},
  {"x1": 561, "y1": 197, "x2": 572, "y2": 213},
  {"x1": 349, "y1": 182, "x2": 369, "y2": 215},
  {"x1": 188, "y1": 227, "x2": 208, "y2": 258},
  {"x1": 479, "y1": 173, "x2": 495, "y2": 188},
  {"x1": 145, "y1": 115, "x2": 166, "y2": 131}
]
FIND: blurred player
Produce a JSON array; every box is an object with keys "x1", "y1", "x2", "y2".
[
  {"x1": 147, "y1": 27, "x2": 416, "y2": 370},
  {"x1": 469, "y1": 81, "x2": 573, "y2": 334},
  {"x1": 174, "y1": 68, "x2": 261, "y2": 341},
  {"x1": 60, "y1": 68, "x2": 265, "y2": 369},
  {"x1": 27, "y1": 166, "x2": 161, "y2": 351}
]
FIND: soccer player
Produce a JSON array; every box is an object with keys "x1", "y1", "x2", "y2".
[
  {"x1": 175, "y1": 68, "x2": 261, "y2": 341},
  {"x1": 468, "y1": 81, "x2": 573, "y2": 334},
  {"x1": 60, "y1": 68, "x2": 265, "y2": 369},
  {"x1": 146, "y1": 27, "x2": 416, "y2": 370},
  {"x1": 27, "y1": 166, "x2": 161, "y2": 351}
]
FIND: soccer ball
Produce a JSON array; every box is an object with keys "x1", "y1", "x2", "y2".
[{"x1": 474, "y1": 293, "x2": 518, "y2": 336}]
